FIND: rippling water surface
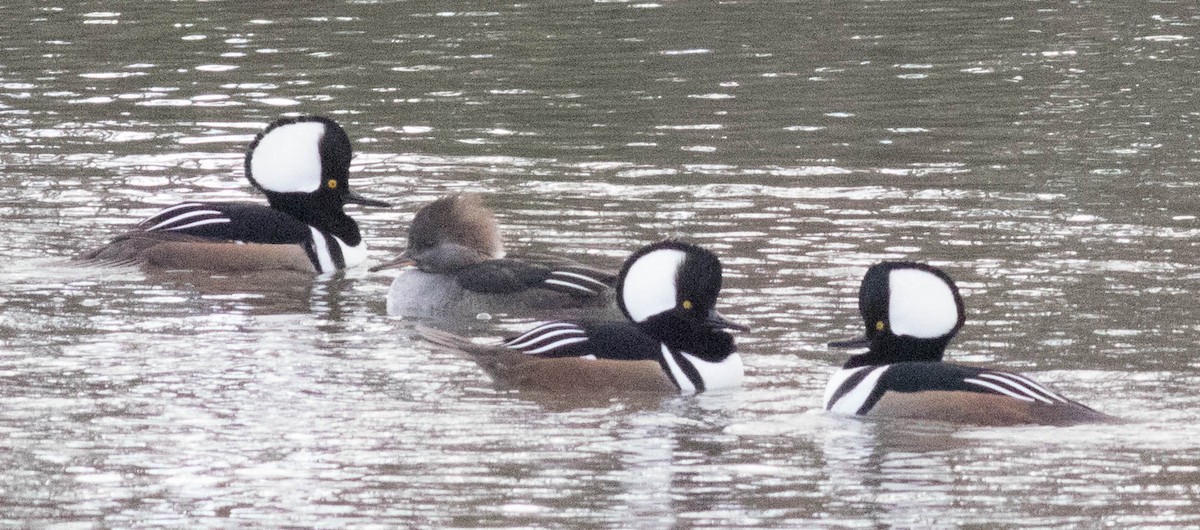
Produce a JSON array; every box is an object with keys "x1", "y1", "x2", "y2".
[{"x1": 3, "y1": 0, "x2": 1199, "y2": 526}]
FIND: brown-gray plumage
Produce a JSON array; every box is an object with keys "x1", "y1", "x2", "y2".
[
  {"x1": 419, "y1": 325, "x2": 678, "y2": 393},
  {"x1": 401, "y1": 193, "x2": 503, "y2": 271},
  {"x1": 79, "y1": 231, "x2": 317, "y2": 272},
  {"x1": 377, "y1": 194, "x2": 619, "y2": 317},
  {"x1": 867, "y1": 389, "x2": 1118, "y2": 427}
]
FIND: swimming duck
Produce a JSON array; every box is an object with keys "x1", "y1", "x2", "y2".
[
  {"x1": 823, "y1": 261, "x2": 1117, "y2": 426},
  {"x1": 418, "y1": 239, "x2": 748, "y2": 394},
  {"x1": 374, "y1": 193, "x2": 618, "y2": 317},
  {"x1": 78, "y1": 116, "x2": 389, "y2": 273}
]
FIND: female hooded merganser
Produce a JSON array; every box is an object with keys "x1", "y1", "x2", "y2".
[
  {"x1": 373, "y1": 193, "x2": 619, "y2": 317},
  {"x1": 418, "y1": 239, "x2": 748, "y2": 394},
  {"x1": 78, "y1": 116, "x2": 390, "y2": 273},
  {"x1": 823, "y1": 261, "x2": 1117, "y2": 426}
]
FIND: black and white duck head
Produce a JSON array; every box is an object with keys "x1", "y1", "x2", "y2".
[
  {"x1": 616, "y1": 240, "x2": 748, "y2": 356},
  {"x1": 244, "y1": 116, "x2": 390, "y2": 215},
  {"x1": 831, "y1": 261, "x2": 965, "y2": 366}
]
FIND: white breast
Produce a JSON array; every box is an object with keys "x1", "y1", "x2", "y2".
[
  {"x1": 664, "y1": 345, "x2": 744, "y2": 395},
  {"x1": 334, "y1": 235, "x2": 367, "y2": 268},
  {"x1": 824, "y1": 365, "x2": 890, "y2": 415},
  {"x1": 692, "y1": 350, "x2": 744, "y2": 391}
]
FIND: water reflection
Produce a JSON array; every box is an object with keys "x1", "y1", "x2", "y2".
[{"x1": 3, "y1": 0, "x2": 1200, "y2": 526}]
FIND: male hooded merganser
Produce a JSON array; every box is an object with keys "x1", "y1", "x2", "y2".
[
  {"x1": 418, "y1": 239, "x2": 748, "y2": 394},
  {"x1": 78, "y1": 116, "x2": 390, "y2": 273},
  {"x1": 823, "y1": 261, "x2": 1117, "y2": 426},
  {"x1": 373, "y1": 193, "x2": 619, "y2": 316}
]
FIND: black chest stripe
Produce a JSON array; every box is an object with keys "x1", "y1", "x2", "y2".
[
  {"x1": 306, "y1": 229, "x2": 347, "y2": 273},
  {"x1": 826, "y1": 367, "x2": 876, "y2": 411},
  {"x1": 660, "y1": 348, "x2": 705, "y2": 393},
  {"x1": 858, "y1": 381, "x2": 890, "y2": 415},
  {"x1": 656, "y1": 356, "x2": 682, "y2": 391},
  {"x1": 302, "y1": 234, "x2": 322, "y2": 271},
  {"x1": 326, "y1": 234, "x2": 346, "y2": 269}
]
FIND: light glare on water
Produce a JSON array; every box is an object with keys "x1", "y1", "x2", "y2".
[{"x1": 2, "y1": 0, "x2": 1200, "y2": 527}]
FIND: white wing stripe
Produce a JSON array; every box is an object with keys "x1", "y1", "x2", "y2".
[
  {"x1": 523, "y1": 336, "x2": 589, "y2": 355},
  {"x1": 145, "y1": 209, "x2": 226, "y2": 231},
  {"x1": 964, "y1": 378, "x2": 1045, "y2": 403},
  {"x1": 987, "y1": 372, "x2": 1069, "y2": 403},
  {"x1": 505, "y1": 322, "x2": 584, "y2": 346},
  {"x1": 163, "y1": 218, "x2": 232, "y2": 231},
  {"x1": 149, "y1": 202, "x2": 205, "y2": 217},
  {"x1": 550, "y1": 270, "x2": 610, "y2": 289},
  {"x1": 543, "y1": 278, "x2": 599, "y2": 295},
  {"x1": 505, "y1": 328, "x2": 587, "y2": 349},
  {"x1": 974, "y1": 373, "x2": 1062, "y2": 404}
]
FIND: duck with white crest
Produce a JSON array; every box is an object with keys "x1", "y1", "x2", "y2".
[
  {"x1": 824, "y1": 261, "x2": 1119, "y2": 426},
  {"x1": 418, "y1": 239, "x2": 748, "y2": 394},
  {"x1": 79, "y1": 116, "x2": 389, "y2": 273}
]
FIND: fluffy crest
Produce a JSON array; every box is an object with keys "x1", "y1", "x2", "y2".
[{"x1": 408, "y1": 193, "x2": 503, "y2": 259}]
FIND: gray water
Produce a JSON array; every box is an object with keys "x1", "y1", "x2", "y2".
[{"x1": 2, "y1": 1, "x2": 1199, "y2": 527}]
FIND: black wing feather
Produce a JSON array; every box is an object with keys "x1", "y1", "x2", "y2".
[
  {"x1": 456, "y1": 259, "x2": 615, "y2": 297},
  {"x1": 879, "y1": 362, "x2": 1081, "y2": 405},
  {"x1": 456, "y1": 259, "x2": 553, "y2": 294},
  {"x1": 140, "y1": 202, "x2": 310, "y2": 244},
  {"x1": 502, "y1": 320, "x2": 660, "y2": 361}
]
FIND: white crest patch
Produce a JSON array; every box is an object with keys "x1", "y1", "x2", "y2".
[
  {"x1": 888, "y1": 268, "x2": 959, "y2": 339},
  {"x1": 249, "y1": 121, "x2": 325, "y2": 193},
  {"x1": 621, "y1": 248, "x2": 685, "y2": 323}
]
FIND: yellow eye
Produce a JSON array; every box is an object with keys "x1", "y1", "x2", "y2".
[
  {"x1": 682, "y1": 300, "x2": 693, "y2": 310},
  {"x1": 875, "y1": 320, "x2": 885, "y2": 331},
  {"x1": 327, "y1": 179, "x2": 338, "y2": 189}
]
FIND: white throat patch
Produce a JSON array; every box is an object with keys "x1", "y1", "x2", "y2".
[
  {"x1": 621, "y1": 248, "x2": 685, "y2": 323},
  {"x1": 888, "y1": 268, "x2": 959, "y2": 338},
  {"x1": 249, "y1": 121, "x2": 325, "y2": 193}
]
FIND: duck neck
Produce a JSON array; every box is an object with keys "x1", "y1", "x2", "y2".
[
  {"x1": 844, "y1": 335, "x2": 950, "y2": 368},
  {"x1": 638, "y1": 313, "x2": 737, "y2": 362},
  {"x1": 410, "y1": 242, "x2": 491, "y2": 274},
  {"x1": 268, "y1": 193, "x2": 362, "y2": 246}
]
